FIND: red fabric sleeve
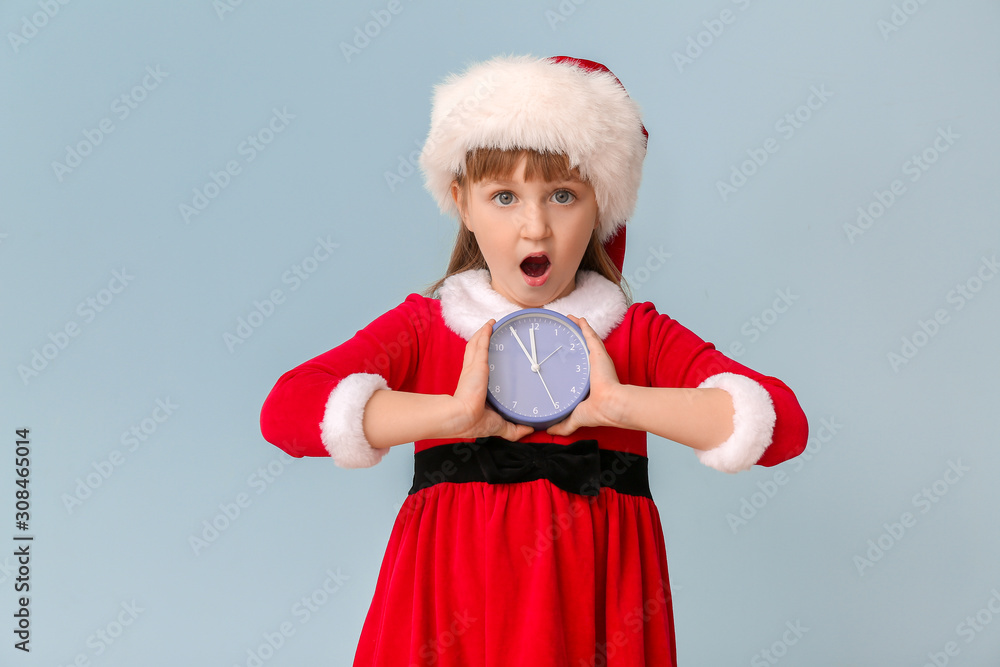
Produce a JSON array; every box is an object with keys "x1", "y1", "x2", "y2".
[
  {"x1": 259, "y1": 294, "x2": 432, "y2": 458},
  {"x1": 625, "y1": 302, "x2": 808, "y2": 468}
]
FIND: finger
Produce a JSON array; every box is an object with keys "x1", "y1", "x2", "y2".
[
  {"x1": 471, "y1": 319, "x2": 493, "y2": 342},
  {"x1": 464, "y1": 319, "x2": 494, "y2": 366},
  {"x1": 574, "y1": 316, "x2": 599, "y2": 343},
  {"x1": 566, "y1": 314, "x2": 596, "y2": 342},
  {"x1": 547, "y1": 408, "x2": 577, "y2": 434},
  {"x1": 480, "y1": 320, "x2": 495, "y2": 350},
  {"x1": 485, "y1": 408, "x2": 527, "y2": 441},
  {"x1": 475, "y1": 319, "x2": 495, "y2": 355},
  {"x1": 578, "y1": 320, "x2": 611, "y2": 364},
  {"x1": 463, "y1": 323, "x2": 483, "y2": 362},
  {"x1": 502, "y1": 422, "x2": 534, "y2": 441},
  {"x1": 477, "y1": 320, "x2": 496, "y2": 370},
  {"x1": 546, "y1": 416, "x2": 577, "y2": 437}
]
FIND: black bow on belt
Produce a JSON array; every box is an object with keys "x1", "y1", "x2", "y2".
[{"x1": 473, "y1": 436, "x2": 602, "y2": 496}]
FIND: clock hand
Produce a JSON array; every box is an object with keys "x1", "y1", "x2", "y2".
[
  {"x1": 509, "y1": 326, "x2": 539, "y2": 371},
  {"x1": 528, "y1": 325, "x2": 557, "y2": 407},
  {"x1": 535, "y1": 364, "x2": 559, "y2": 409},
  {"x1": 537, "y1": 345, "x2": 563, "y2": 366},
  {"x1": 529, "y1": 326, "x2": 539, "y2": 365}
]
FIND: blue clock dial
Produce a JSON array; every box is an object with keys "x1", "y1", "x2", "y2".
[{"x1": 486, "y1": 308, "x2": 591, "y2": 429}]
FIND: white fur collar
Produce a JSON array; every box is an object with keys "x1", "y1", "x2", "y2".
[{"x1": 438, "y1": 269, "x2": 628, "y2": 341}]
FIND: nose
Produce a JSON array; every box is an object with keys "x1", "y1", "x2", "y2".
[{"x1": 519, "y1": 201, "x2": 550, "y2": 240}]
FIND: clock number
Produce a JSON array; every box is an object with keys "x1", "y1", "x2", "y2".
[
  {"x1": 570, "y1": 386, "x2": 577, "y2": 394},
  {"x1": 533, "y1": 407, "x2": 538, "y2": 415},
  {"x1": 494, "y1": 385, "x2": 500, "y2": 393},
  {"x1": 554, "y1": 402, "x2": 560, "y2": 409},
  {"x1": 530, "y1": 322, "x2": 539, "y2": 330},
  {"x1": 576, "y1": 365, "x2": 581, "y2": 372},
  {"x1": 489, "y1": 364, "x2": 494, "y2": 371},
  {"x1": 570, "y1": 342, "x2": 576, "y2": 350},
  {"x1": 495, "y1": 343, "x2": 504, "y2": 351},
  {"x1": 512, "y1": 401, "x2": 517, "y2": 408}
]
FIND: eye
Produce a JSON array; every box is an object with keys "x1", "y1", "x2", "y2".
[
  {"x1": 551, "y1": 190, "x2": 575, "y2": 204},
  {"x1": 492, "y1": 191, "x2": 515, "y2": 206}
]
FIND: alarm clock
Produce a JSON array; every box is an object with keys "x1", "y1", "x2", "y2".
[{"x1": 486, "y1": 308, "x2": 591, "y2": 429}]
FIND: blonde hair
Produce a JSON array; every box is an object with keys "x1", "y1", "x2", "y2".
[{"x1": 422, "y1": 147, "x2": 632, "y2": 305}]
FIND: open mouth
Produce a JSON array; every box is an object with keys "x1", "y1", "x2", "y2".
[{"x1": 520, "y1": 253, "x2": 551, "y2": 286}]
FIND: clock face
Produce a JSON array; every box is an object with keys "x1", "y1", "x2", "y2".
[{"x1": 486, "y1": 308, "x2": 591, "y2": 429}]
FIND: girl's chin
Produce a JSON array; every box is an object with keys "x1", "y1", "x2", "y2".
[{"x1": 493, "y1": 274, "x2": 571, "y2": 308}]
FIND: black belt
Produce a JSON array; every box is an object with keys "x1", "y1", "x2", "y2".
[{"x1": 408, "y1": 436, "x2": 651, "y2": 499}]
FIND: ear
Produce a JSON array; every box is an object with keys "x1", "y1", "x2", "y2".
[{"x1": 451, "y1": 180, "x2": 471, "y2": 231}]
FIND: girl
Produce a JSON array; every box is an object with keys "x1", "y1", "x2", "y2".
[{"x1": 260, "y1": 54, "x2": 808, "y2": 666}]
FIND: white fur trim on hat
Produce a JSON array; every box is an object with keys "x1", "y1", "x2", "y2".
[
  {"x1": 419, "y1": 54, "x2": 646, "y2": 243},
  {"x1": 694, "y1": 373, "x2": 776, "y2": 474},
  {"x1": 438, "y1": 268, "x2": 627, "y2": 341},
  {"x1": 319, "y1": 373, "x2": 390, "y2": 469}
]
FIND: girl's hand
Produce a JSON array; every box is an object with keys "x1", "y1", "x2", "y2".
[
  {"x1": 449, "y1": 320, "x2": 535, "y2": 442},
  {"x1": 546, "y1": 314, "x2": 623, "y2": 437}
]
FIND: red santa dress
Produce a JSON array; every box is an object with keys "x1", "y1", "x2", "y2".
[{"x1": 259, "y1": 268, "x2": 809, "y2": 666}]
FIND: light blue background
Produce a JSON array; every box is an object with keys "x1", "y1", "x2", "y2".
[{"x1": 2, "y1": 1, "x2": 999, "y2": 665}]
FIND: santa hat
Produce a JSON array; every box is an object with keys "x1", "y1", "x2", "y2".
[{"x1": 418, "y1": 54, "x2": 647, "y2": 273}]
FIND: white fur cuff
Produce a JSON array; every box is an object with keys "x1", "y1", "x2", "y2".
[
  {"x1": 319, "y1": 373, "x2": 390, "y2": 469},
  {"x1": 695, "y1": 373, "x2": 776, "y2": 474}
]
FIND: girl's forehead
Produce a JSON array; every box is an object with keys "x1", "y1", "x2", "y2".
[
  {"x1": 463, "y1": 147, "x2": 581, "y2": 182},
  {"x1": 476, "y1": 174, "x2": 587, "y2": 186}
]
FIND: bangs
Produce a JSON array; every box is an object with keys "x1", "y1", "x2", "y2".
[{"x1": 462, "y1": 147, "x2": 580, "y2": 184}]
